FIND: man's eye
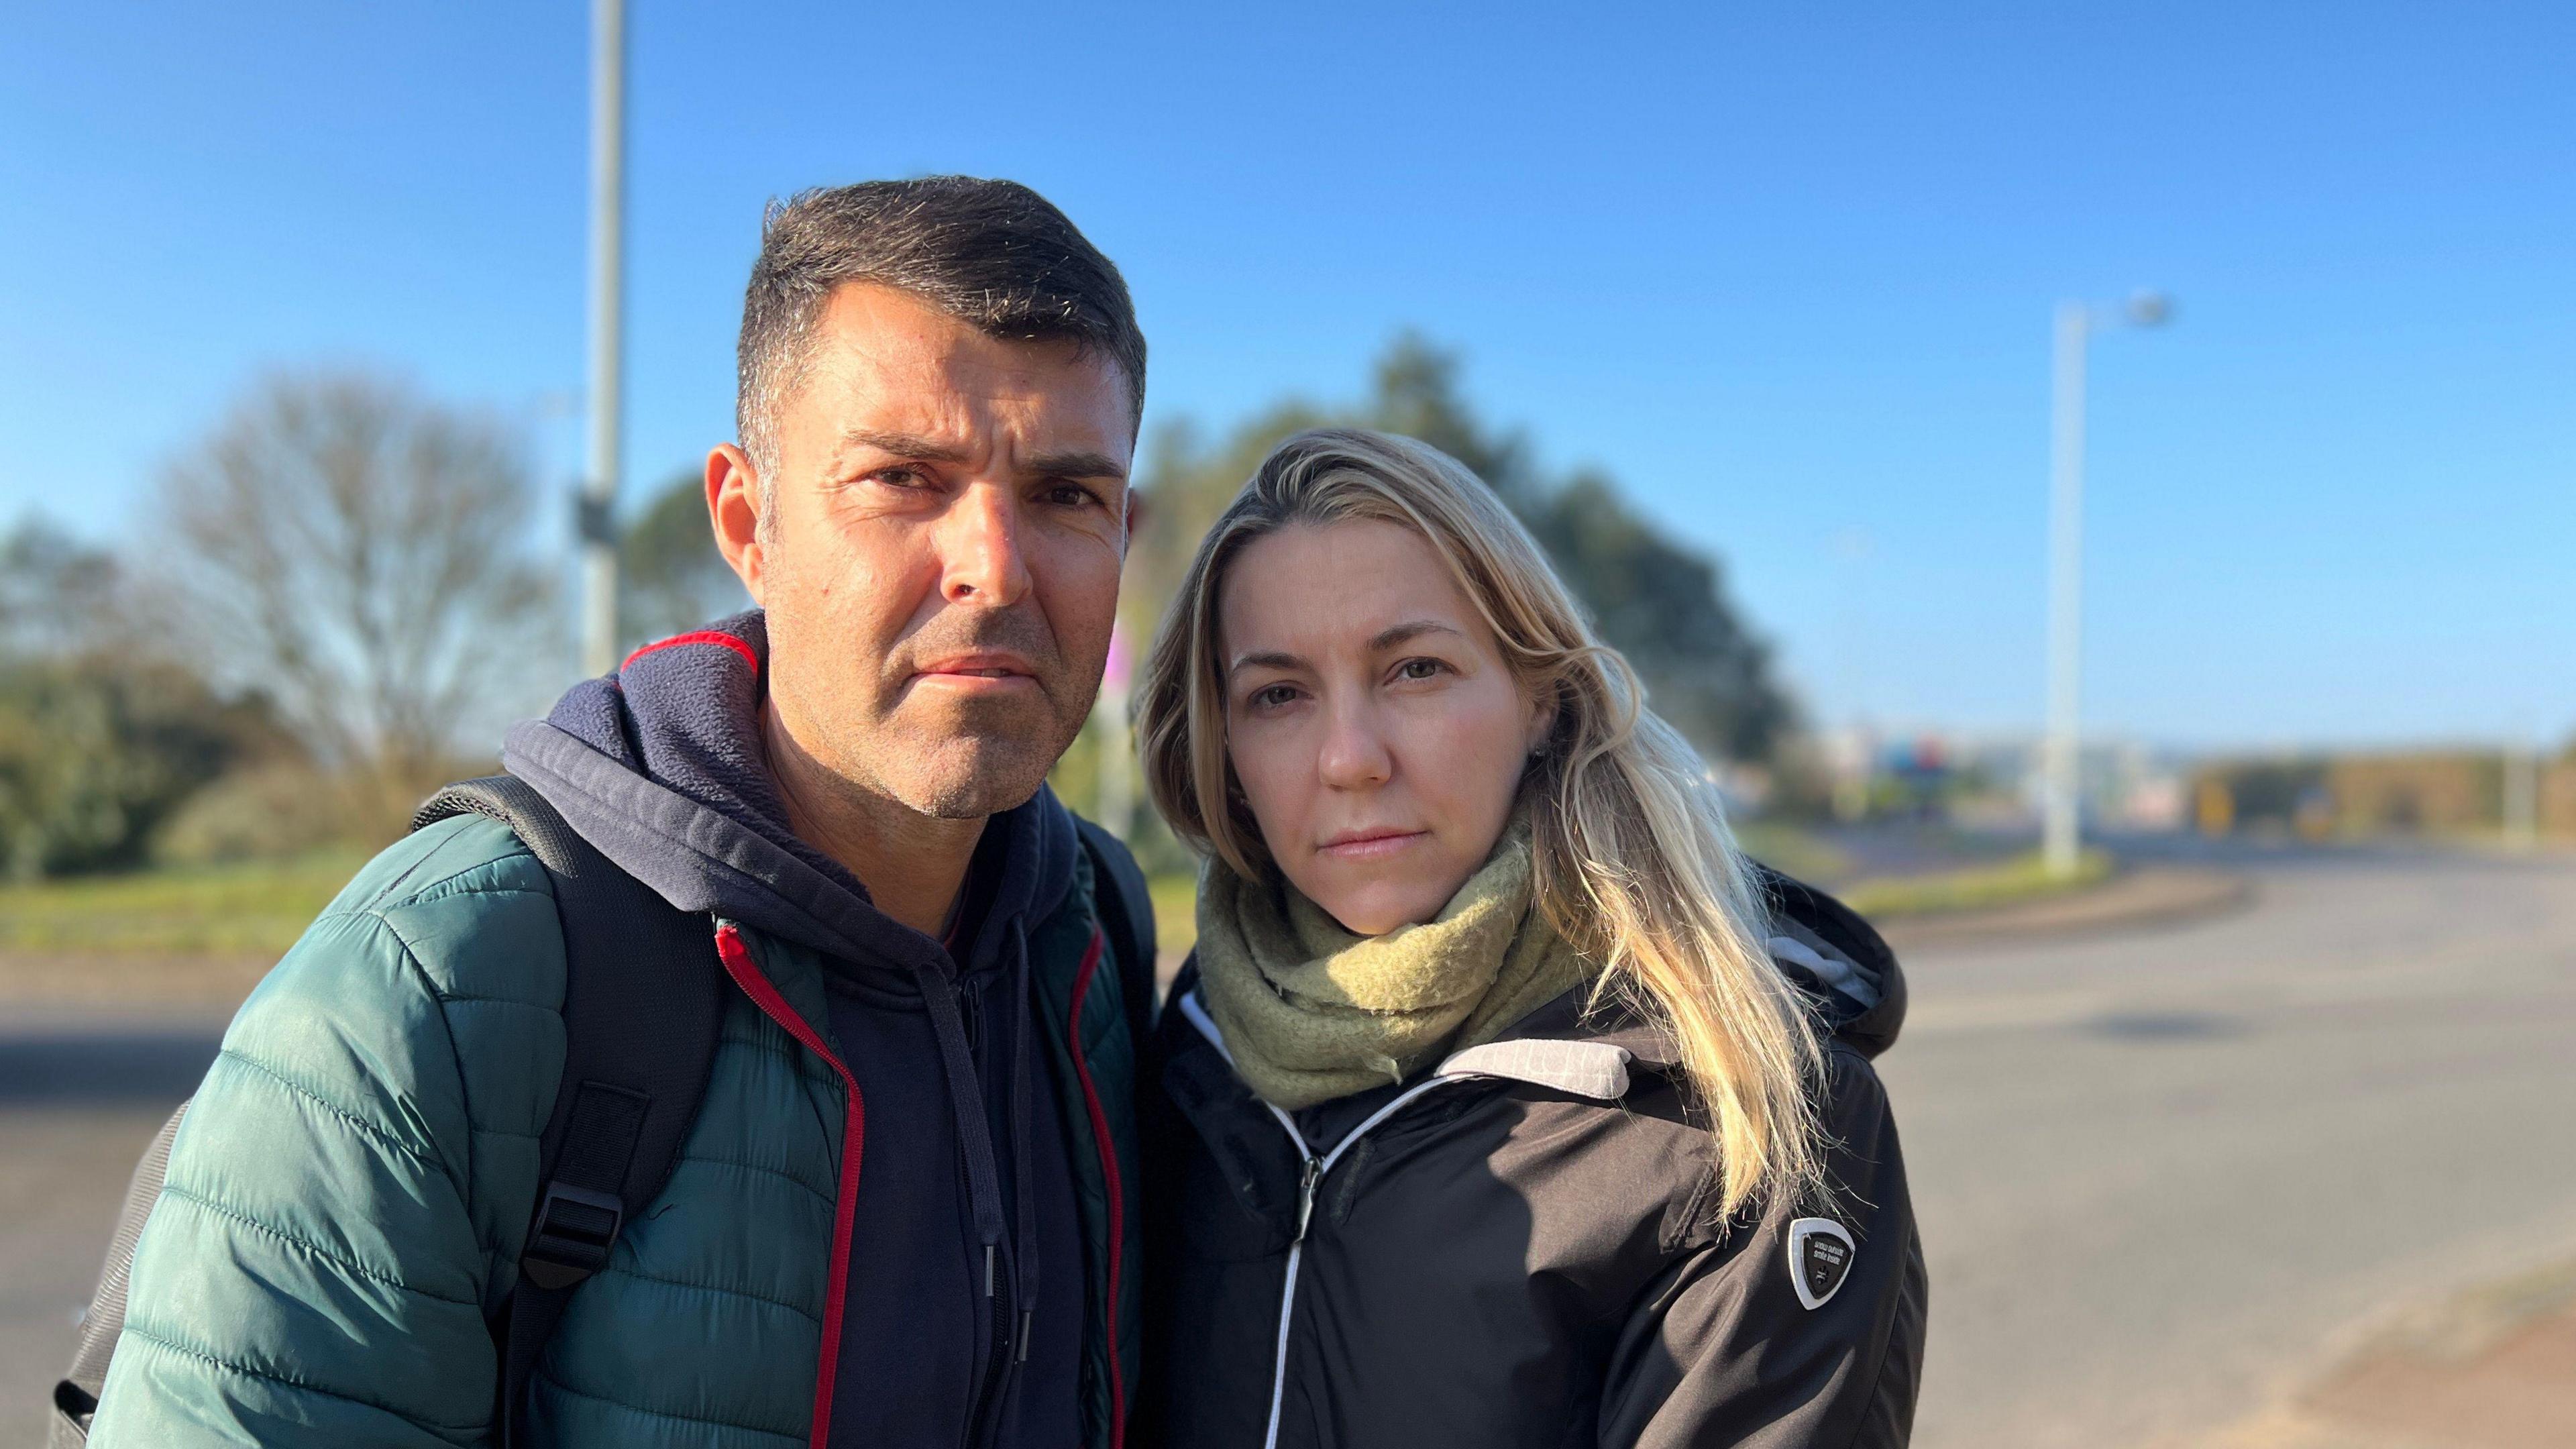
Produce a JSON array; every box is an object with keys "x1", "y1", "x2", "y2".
[
  {"x1": 1045, "y1": 482, "x2": 1102, "y2": 509},
  {"x1": 871, "y1": 466, "x2": 932, "y2": 489}
]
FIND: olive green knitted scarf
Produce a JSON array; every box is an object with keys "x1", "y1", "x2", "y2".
[{"x1": 1193, "y1": 816, "x2": 1596, "y2": 1110}]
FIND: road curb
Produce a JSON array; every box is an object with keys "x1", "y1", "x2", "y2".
[{"x1": 1872, "y1": 865, "x2": 2252, "y2": 953}]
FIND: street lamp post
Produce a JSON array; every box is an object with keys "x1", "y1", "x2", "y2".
[
  {"x1": 2043, "y1": 292, "x2": 2171, "y2": 879},
  {"x1": 578, "y1": 0, "x2": 627, "y2": 678}
]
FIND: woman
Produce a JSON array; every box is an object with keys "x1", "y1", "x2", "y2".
[{"x1": 1132, "y1": 429, "x2": 1924, "y2": 1448}]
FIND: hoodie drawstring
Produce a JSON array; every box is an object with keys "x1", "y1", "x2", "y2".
[
  {"x1": 914, "y1": 964, "x2": 1009, "y2": 1275},
  {"x1": 912, "y1": 914, "x2": 1045, "y2": 1444}
]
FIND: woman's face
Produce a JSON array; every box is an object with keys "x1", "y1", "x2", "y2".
[{"x1": 1218, "y1": 519, "x2": 1551, "y2": 936}]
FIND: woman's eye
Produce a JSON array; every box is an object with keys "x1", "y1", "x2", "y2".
[
  {"x1": 1250, "y1": 684, "x2": 1301, "y2": 710},
  {"x1": 1395, "y1": 657, "x2": 1448, "y2": 682}
]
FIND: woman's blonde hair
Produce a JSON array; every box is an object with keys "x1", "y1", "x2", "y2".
[{"x1": 1136, "y1": 427, "x2": 1827, "y2": 1217}]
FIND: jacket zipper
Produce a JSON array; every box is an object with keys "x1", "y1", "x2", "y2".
[
  {"x1": 1063, "y1": 931, "x2": 1128, "y2": 1449},
  {"x1": 1179, "y1": 992, "x2": 1457, "y2": 1449},
  {"x1": 714, "y1": 924, "x2": 867, "y2": 1449},
  {"x1": 951, "y1": 971, "x2": 1001, "y2": 1448},
  {"x1": 960, "y1": 964, "x2": 1010, "y2": 1449}
]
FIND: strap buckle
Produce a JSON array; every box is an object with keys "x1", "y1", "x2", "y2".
[{"x1": 520, "y1": 1181, "x2": 623, "y2": 1291}]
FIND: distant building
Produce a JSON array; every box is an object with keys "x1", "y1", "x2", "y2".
[{"x1": 2189, "y1": 748, "x2": 2576, "y2": 839}]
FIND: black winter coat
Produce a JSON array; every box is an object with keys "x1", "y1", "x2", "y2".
[{"x1": 1136, "y1": 872, "x2": 1926, "y2": 1448}]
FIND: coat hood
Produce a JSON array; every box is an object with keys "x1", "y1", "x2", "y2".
[
  {"x1": 1483, "y1": 863, "x2": 1908, "y2": 1081},
  {"x1": 500, "y1": 610, "x2": 1078, "y2": 978}
]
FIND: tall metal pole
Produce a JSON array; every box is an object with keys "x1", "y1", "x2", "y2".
[
  {"x1": 579, "y1": 0, "x2": 627, "y2": 678},
  {"x1": 2043, "y1": 303, "x2": 2089, "y2": 878}
]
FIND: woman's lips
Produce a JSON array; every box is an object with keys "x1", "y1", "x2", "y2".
[{"x1": 1318, "y1": 830, "x2": 1428, "y2": 861}]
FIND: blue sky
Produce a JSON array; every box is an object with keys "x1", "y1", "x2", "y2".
[{"x1": 3, "y1": 2, "x2": 2569, "y2": 750}]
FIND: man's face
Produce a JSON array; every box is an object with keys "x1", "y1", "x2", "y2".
[{"x1": 718, "y1": 282, "x2": 1134, "y2": 819}]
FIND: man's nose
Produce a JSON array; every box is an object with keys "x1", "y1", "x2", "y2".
[
  {"x1": 936, "y1": 483, "x2": 1032, "y2": 608},
  {"x1": 1316, "y1": 698, "x2": 1394, "y2": 791}
]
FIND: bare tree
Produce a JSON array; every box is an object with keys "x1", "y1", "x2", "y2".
[{"x1": 152, "y1": 370, "x2": 557, "y2": 824}]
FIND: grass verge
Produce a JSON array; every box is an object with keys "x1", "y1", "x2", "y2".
[
  {"x1": 0, "y1": 852, "x2": 365, "y2": 956},
  {"x1": 1841, "y1": 848, "x2": 2113, "y2": 920},
  {"x1": 1149, "y1": 872, "x2": 1199, "y2": 961},
  {"x1": 1731, "y1": 822, "x2": 1855, "y2": 885}
]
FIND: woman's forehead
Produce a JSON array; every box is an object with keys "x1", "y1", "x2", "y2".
[{"x1": 1219, "y1": 521, "x2": 1485, "y2": 657}]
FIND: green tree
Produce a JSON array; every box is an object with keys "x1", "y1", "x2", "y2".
[
  {"x1": 0, "y1": 519, "x2": 281, "y2": 877},
  {"x1": 1117, "y1": 336, "x2": 1794, "y2": 763},
  {"x1": 620, "y1": 467, "x2": 751, "y2": 648}
]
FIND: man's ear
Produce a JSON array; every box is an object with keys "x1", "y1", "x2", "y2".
[
  {"x1": 1120, "y1": 488, "x2": 1144, "y2": 561},
  {"x1": 707, "y1": 443, "x2": 767, "y2": 604}
]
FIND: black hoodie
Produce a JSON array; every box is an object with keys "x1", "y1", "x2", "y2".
[{"x1": 502, "y1": 612, "x2": 1086, "y2": 1449}]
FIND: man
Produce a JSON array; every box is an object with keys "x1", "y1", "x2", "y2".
[{"x1": 91, "y1": 177, "x2": 1153, "y2": 1449}]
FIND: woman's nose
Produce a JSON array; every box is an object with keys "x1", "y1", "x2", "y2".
[{"x1": 1316, "y1": 701, "x2": 1394, "y2": 790}]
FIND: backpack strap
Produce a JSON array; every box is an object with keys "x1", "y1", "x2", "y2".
[
  {"x1": 1073, "y1": 817, "x2": 1159, "y2": 1049},
  {"x1": 412, "y1": 775, "x2": 727, "y2": 1448},
  {"x1": 50, "y1": 1103, "x2": 189, "y2": 1444}
]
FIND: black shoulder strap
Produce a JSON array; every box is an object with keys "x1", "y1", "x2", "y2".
[
  {"x1": 413, "y1": 776, "x2": 727, "y2": 1448},
  {"x1": 1073, "y1": 817, "x2": 1159, "y2": 1051}
]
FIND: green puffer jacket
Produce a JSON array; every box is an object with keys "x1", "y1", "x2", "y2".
[{"x1": 88, "y1": 813, "x2": 1144, "y2": 1448}]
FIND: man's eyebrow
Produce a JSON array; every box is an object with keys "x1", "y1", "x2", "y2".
[
  {"x1": 1227, "y1": 649, "x2": 1306, "y2": 678},
  {"x1": 838, "y1": 429, "x2": 971, "y2": 463},
  {"x1": 1369, "y1": 620, "x2": 1464, "y2": 651},
  {"x1": 1025, "y1": 449, "x2": 1130, "y2": 483}
]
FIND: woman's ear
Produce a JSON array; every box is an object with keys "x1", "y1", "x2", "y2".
[{"x1": 1524, "y1": 685, "x2": 1560, "y2": 758}]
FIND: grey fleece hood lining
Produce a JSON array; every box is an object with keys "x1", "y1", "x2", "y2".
[{"x1": 506, "y1": 718, "x2": 912, "y2": 969}]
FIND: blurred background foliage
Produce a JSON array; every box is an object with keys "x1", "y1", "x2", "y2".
[
  {"x1": 1120, "y1": 335, "x2": 1793, "y2": 765},
  {"x1": 0, "y1": 333, "x2": 1801, "y2": 966}
]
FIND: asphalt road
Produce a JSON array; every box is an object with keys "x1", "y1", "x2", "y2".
[
  {"x1": 1880, "y1": 845, "x2": 2576, "y2": 1448},
  {"x1": 3, "y1": 845, "x2": 2572, "y2": 1448}
]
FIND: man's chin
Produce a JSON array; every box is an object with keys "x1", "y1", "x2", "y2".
[{"x1": 877, "y1": 738, "x2": 1057, "y2": 820}]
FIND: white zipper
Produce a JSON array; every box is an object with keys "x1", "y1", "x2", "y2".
[{"x1": 1179, "y1": 992, "x2": 1460, "y2": 1449}]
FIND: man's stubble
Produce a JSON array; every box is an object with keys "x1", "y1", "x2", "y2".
[{"x1": 770, "y1": 586, "x2": 1105, "y2": 822}]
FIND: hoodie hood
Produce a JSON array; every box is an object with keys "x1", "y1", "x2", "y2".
[{"x1": 500, "y1": 610, "x2": 1077, "y2": 978}]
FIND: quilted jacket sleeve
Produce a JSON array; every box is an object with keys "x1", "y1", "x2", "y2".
[
  {"x1": 1595, "y1": 1044, "x2": 1927, "y2": 1449},
  {"x1": 89, "y1": 820, "x2": 567, "y2": 1448}
]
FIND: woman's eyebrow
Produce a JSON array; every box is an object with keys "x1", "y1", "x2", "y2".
[
  {"x1": 1369, "y1": 620, "x2": 1464, "y2": 651},
  {"x1": 1227, "y1": 649, "x2": 1306, "y2": 678}
]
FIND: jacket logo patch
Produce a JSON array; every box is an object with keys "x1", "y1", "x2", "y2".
[{"x1": 1787, "y1": 1218, "x2": 1856, "y2": 1310}]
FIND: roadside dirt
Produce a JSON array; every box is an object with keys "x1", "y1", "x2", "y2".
[{"x1": 2194, "y1": 1260, "x2": 2576, "y2": 1449}]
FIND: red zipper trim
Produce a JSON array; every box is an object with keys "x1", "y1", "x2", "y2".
[
  {"x1": 1064, "y1": 928, "x2": 1127, "y2": 1448},
  {"x1": 713, "y1": 923, "x2": 862, "y2": 1449}
]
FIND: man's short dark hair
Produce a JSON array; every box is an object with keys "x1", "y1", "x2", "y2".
[{"x1": 736, "y1": 176, "x2": 1147, "y2": 472}]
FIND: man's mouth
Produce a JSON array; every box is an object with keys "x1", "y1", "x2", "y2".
[{"x1": 912, "y1": 653, "x2": 1040, "y2": 692}]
